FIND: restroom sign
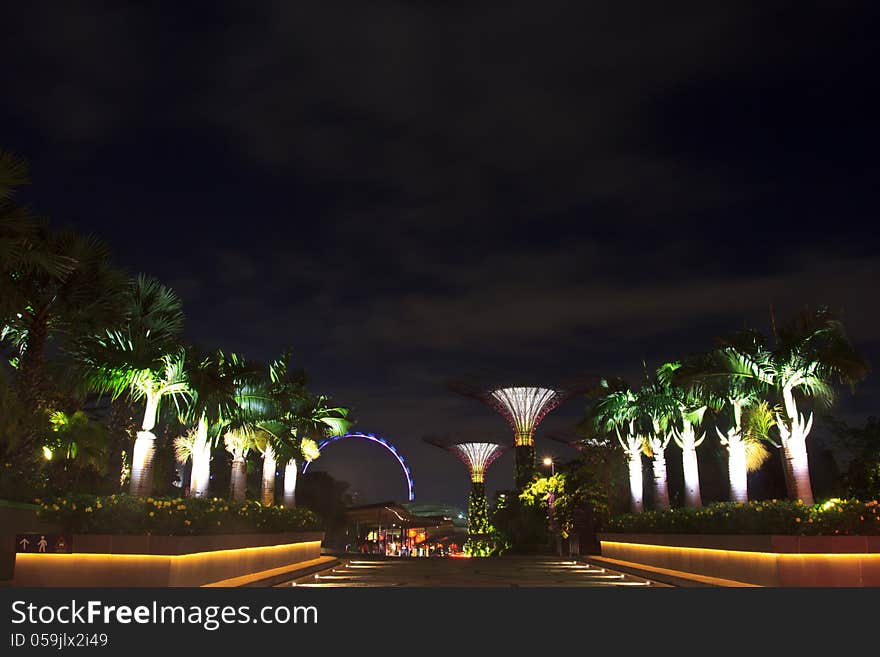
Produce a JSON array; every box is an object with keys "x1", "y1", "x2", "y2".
[{"x1": 15, "y1": 534, "x2": 73, "y2": 553}]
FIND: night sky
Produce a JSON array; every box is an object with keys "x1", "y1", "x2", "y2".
[{"x1": 4, "y1": 3, "x2": 878, "y2": 509}]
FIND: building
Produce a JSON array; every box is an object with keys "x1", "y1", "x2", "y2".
[{"x1": 339, "y1": 502, "x2": 467, "y2": 556}]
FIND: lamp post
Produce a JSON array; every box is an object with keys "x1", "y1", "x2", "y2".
[{"x1": 543, "y1": 457, "x2": 561, "y2": 556}]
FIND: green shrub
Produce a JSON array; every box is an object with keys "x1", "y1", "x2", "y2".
[
  {"x1": 36, "y1": 493, "x2": 321, "y2": 535},
  {"x1": 606, "y1": 498, "x2": 880, "y2": 535}
]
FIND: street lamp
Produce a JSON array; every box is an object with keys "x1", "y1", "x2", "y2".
[{"x1": 542, "y1": 457, "x2": 561, "y2": 556}]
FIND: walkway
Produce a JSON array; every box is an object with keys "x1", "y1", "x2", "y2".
[{"x1": 275, "y1": 556, "x2": 659, "y2": 587}]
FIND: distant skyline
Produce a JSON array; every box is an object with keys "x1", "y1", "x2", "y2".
[{"x1": 3, "y1": 2, "x2": 878, "y2": 508}]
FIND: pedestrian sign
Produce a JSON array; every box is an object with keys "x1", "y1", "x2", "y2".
[{"x1": 15, "y1": 534, "x2": 73, "y2": 554}]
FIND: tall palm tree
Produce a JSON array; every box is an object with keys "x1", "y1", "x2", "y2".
[
  {"x1": 658, "y1": 362, "x2": 708, "y2": 508},
  {"x1": 224, "y1": 427, "x2": 256, "y2": 503},
  {"x1": 680, "y1": 349, "x2": 768, "y2": 503},
  {"x1": 2, "y1": 229, "x2": 127, "y2": 438},
  {"x1": 713, "y1": 387, "x2": 761, "y2": 504},
  {"x1": 0, "y1": 151, "x2": 76, "y2": 324},
  {"x1": 635, "y1": 375, "x2": 678, "y2": 511},
  {"x1": 74, "y1": 276, "x2": 188, "y2": 496},
  {"x1": 282, "y1": 392, "x2": 352, "y2": 508},
  {"x1": 181, "y1": 350, "x2": 259, "y2": 498},
  {"x1": 248, "y1": 351, "x2": 353, "y2": 507},
  {"x1": 217, "y1": 354, "x2": 281, "y2": 503},
  {"x1": 252, "y1": 419, "x2": 294, "y2": 506},
  {"x1": 585, "y1": 378, "x2": 645, "y2": 513},
  {"x1": 719, "y1": 308, "x2": 868, "y2": 504}
]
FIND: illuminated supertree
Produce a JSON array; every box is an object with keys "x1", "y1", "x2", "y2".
[
  {"x1": 426, "y1": 437, "x2": 508, "y2": 556},
  {"x1": 454, "y1": 383, "x2": 580, "y2": 491}
]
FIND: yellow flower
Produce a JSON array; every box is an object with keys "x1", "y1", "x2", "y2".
[
  {"x1": 95, "y1": 503, "x2": 102, "y2": 509},
  {"x1": 85, "y1": 507, "x2": 93, "y2": 513},
  {"x1": 184, "y1": 520, "x2": 191, "y2": 525},
  {"x1": 149, "y1": 511, "x2": 155, "y2": 517},
  {"x1": 52, "y1": 504, "x2": 59, "y2": 511}
]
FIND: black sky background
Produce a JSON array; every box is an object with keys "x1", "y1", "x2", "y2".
[{"x1": 3, "y1": 2, "x2": 879, "y2": 509}]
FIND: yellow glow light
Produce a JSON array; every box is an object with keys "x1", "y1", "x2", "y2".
[{"x1": 599, "y1": 540, "x2": 880, "y2": 587}]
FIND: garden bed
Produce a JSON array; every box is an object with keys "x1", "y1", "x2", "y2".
[
  {"x1": 4, "y1": 494, "x2": 326, "y2": 586},
  {"x1": 35, "y1": 493, "x2": 320, "y2": 535},
  {"x1": 607, "y1": 499, "x2": 880, "y2": 535},
  {"x1": 600, "y1": 500, "x2": 880, "y2": 586}
]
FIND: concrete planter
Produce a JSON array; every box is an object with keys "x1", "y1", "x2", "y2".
[
  {"x1": 12, "y1": 531, "x2": 324, "y2": 587},
  {"x1": 598, "y1": 532, "x2": 880, "y2": 586}
]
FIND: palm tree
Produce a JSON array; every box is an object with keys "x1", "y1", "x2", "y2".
[
  {"x1": 216, "y1": 354, "x2": 283, "y2": 503},
  {"x1": 635, "y1": 375, "x2": 679, "y2": 511},
  {"x1": 585, "y1": 378, "x2": 645, "y2": 513},
  {"x1": 2, "y1": 230, "x2": 127, "y2": 415},
  {"x1": 680, "y1": 349, "x2": 769, "y2": 503},
  {"x1": 285, "y1": 392, "x2": 352, "y2": 506},
  {"x1": 224, "y1": 427, "x2": 256, "y2": 503},
  {"x1": 714, "y1": 388, "x2": 758, "y2": 503},
  {"x1": 0, "y1": 151, "x2": 76, "y2": 324},
  {"x1": 256, "y1": 352, "x2": 307, "y2": 506},
  {"x1": 251, "y1": 419, "x2": 295, "y2": 507},
  {"x1": 246, "y1": 351, "x2": 351, "y2": 507},
  {"x1": 658, "y1": 362, "x2": 708, "y2": 508},
  {"x1": 74, "y1": 276, "x2": 188, "y2": 496},
  {"x1": 719, "y1": 308, "x2": 868, "y2": 504},
  {"x1": 181, "y1": 350, "x2": 259, "y2": 498}
]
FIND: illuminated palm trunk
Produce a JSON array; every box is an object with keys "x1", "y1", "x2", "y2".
[
  {"x1": 129, "y1": 391, "x2": 160, "y2": 497},
  {"x1": 188, "y1": 415, "x2": 211, "y2": 498},
  {"x1": 648, "y1": 437, "x2": 670, "y2": 511},
  {"x1": 627, "y1": 451, "x2": 644, "y2": 514},
  {"x1": 676, "y1": 420, "x2": 704, "y2": 508},
  {"x1": 618, "y1": 432, "x2": 644, "y2": 513},
  {"x1": 726, "y1": 435, "x2": 748, "y2": 503},
  {"x1": 229, "y1": 456, "x2": 247, "y2": 502},
  {"x1": 282, "y1": 460, "x2": 297, "y2": 507},
  {"x1": 717, "y1": 401, "x2": 748, "y2": 502},
  {"x1": 778, "y1": 386, "x2": 815, "y2": 505},
  {"x1": 260, "y1": 445, "x2": 276, "y2": 506},
  {"x1": 680, "y1": 444, "x2": 701, "y2": 508}
]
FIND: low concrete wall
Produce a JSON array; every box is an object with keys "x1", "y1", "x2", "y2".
[
  {"x1": 12, "y1": 532, "x2": 324, "y2": 587},
  {"x1": 598, "y1": 533, "x2": 880, "y2": 587}
]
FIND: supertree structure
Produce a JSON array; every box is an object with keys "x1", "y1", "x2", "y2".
[
  {"x1": 454, "y1": 383, "x2": 579, "y2": 491},
  {"x1": 426, "y1": 437, "x2": 508, "y2": 556}
]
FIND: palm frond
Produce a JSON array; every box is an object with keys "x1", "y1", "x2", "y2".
[{"x1": 173, "y1": 430, "x2": 198, "y2": 464}]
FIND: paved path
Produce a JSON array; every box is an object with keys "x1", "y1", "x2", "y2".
[{"x1": 276, "y1": 556, "x2": 658, "y2": 587}]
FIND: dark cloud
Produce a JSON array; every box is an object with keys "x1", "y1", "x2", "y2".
[{"x1": 3, "y1": 1, "x2": 878, "y2": 507}]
